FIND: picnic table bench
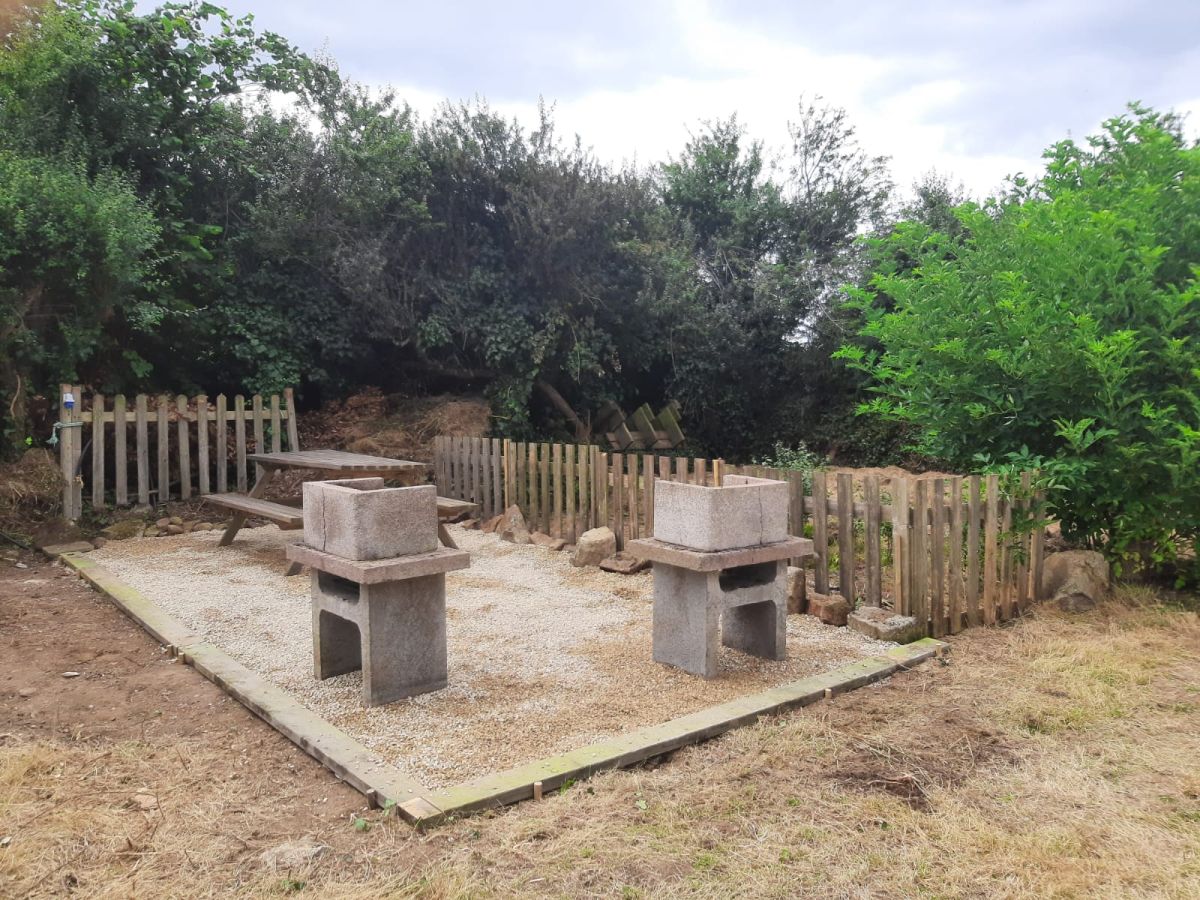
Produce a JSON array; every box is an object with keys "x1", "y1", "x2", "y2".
[{"x1": 203, "y1": 449, "x2": 477, "y2": 569}]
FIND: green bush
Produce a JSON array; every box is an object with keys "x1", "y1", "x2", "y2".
[{"x1": 839, "y1": 106, "x2": 1200, "y2": 583}]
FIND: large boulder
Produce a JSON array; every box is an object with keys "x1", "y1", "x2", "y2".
[
  {"x1": 572, "y1": 526, "x2": 617, "y2": 567},
  {"x1": 1042, "y1": 550, "x2": 1110, "y2": 612},
  {"x1": 498, "y1": 505, "x2": 531, "y2": 545}
]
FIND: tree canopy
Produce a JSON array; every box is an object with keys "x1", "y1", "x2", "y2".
[
  {"x1": 841, "y1": 106, "x2": 1200, "y2": 580},
  {"x1": 0, "y1": 0, "x2": 889, "y2": 459}
]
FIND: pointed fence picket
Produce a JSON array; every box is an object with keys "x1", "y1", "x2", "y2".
[
  {"x1": 434, "y1": 435, "x2": 1045, "y2": 637},
  {"x1": 57, "y1": 386, "x2": 301, "y2": 517}
]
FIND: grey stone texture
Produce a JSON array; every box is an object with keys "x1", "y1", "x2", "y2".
[
  {"x1": 311, "y1": 570, "x2": 448, "y2": 705},
  {"x1": 295, "y1": 475, "x2": 464, "y2": 706},
  {"x1": 303, "y1": 479, "x2": 437, "y2": 561},
  {"x1": 652, "y1": 560, "x2": 787, "y2": 678},
  {"x1": 628, "y1": 536, "x2": 812, "y2": 571},
  {"x1": 572, "y1": 526, "x2": 617, "y2": 567},
  {"x1": 285, "y1": 542, "x2": 469, "y2": 584},
  {"x1": 653, "y1": 474, "x2": 789, "y2": 551},
  {"x1": 847, "y1": 606, "x2": 924, "y2": 643}
]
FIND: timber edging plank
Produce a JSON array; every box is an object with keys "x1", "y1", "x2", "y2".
[
  {"x1": 408, "y1": 637, "x2": 945, "y2": 825},
  {"x1": 57, "y1": 552, "x2": 430, "y2": 818},
  {"x1": 57, "y1": 549, "x2": 946, "y2": 828}
]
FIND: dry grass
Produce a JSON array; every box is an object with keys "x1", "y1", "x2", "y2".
[{"x1": 3, "y1": 588, "x2": 1200, "y2": 898}]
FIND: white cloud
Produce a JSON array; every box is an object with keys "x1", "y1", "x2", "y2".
[{"x1": 375, "y1": 1, "x2": 1040, "y2": 199}]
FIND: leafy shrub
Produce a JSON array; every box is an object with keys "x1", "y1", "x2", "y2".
[
  {"x1": 840, "y1": 106, "x2": 1200, "y2": 583},
  {"x1": 754, "y1": 441, "x2": 825, "y2": 472}
]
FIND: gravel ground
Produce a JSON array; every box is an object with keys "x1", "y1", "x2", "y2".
[{"x1": 91, "y1": 525, "x2": 897, "y2": 788}]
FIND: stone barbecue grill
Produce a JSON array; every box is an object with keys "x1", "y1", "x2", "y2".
[
  {"x1": 285, "y1": 478, "x2": 469, "y2": 706},
  {"x1": 629, "y1": 474, "x2": 814, "y2": 678}
]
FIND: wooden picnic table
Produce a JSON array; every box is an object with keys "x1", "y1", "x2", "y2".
[
  {"x1": 204, "y1": 450, "x2": 477, "y2": 570},
  {"x1": 210, "y1": 450, "x2": 427, "y2": 547}
]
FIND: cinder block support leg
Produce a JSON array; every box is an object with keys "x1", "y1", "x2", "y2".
[
  {"x1": 721, "y1": 599, "x2": 786, "y2": 660},
  {"x1": 361, "y1": 575, "x2": 449, "y2": 706},
  {"x1": 714, "y1": 561, "x2": 787, "y2": 661},
  {"x1": 314, "y1": 608, "x2": 362, "y2": 679},
  {"x1": 652, "y1": 565, "x2": 721, "y2": 678}
]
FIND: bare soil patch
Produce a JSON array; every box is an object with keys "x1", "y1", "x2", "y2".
[{"x1": 2, "y1": 554, "x2": 1199, "y2": 898}]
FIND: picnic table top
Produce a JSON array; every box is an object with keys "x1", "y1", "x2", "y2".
[{"x1": 246, "y1": 449, "x2": 426, "y2": 472}]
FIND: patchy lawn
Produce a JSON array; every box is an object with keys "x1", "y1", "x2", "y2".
[{"x1": 2, "y1": 553, "x2": 1198, "y2": 898}]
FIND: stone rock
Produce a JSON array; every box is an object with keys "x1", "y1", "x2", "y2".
[
  {"x1": 459, "y1": 518, "x2": 480, "y2": 531},
  {"x1": 786, "y1": 565, "x2": 806, "y2": 615},
  {"x1": 530, "y1": 532, "x2": 566, "y2": 551},
  {"x1": 194, "y1": 522, "x2": 213, "y2": 532},
  {"x1": 101, "y1": 519, "x2": 148, "y2": 541},
  {"x1": 180, "y1": 521, "x2": 197, "y2": 533},
  {"x1": 142, "y1": 526, "x2": 161, "y2": 537},
  {"x1": 480, "y1": 515, "x2": 504, "y2": 534},
  {"x1": 572, "y1": 526, "x2": 617, "y2": 567},
  {"x1": 599, "y1": 552, "x2": 649, "y2": 575},
  {"x1": 165, "y1": 525, "x2": 185, "y2": 535},
  {"x1": 847, "y1": 606, "x2": 924, "y2": 643},
  {"x1": 1042, "y1": 550, "x2": 1109, "y2": 613},
  {"x1": 498, "y1": 505, "x2": 531, "y2": 545},
  {"x1": 808, "y1": 592, "x2": 850, "y2": 627},
  {"x1": 155, "y1": 517, "x2": 171, "y2": 529},
  {"x1": 18, "y1": 688, "x2": 34, "y2": 698},
  {"x1": 130, "y1": 792, "x2": 159, "y2": 811},
  {"x1": 168, "y1": 516, "x2": 184, "y2": 526},
  {"x1": 41, "y1": 541, "x2": 96, "y2": 556},
  {"x1": 260, "y1": 838, "x2": 330, "y2": 872}
]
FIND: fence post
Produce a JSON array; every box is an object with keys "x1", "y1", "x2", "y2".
[
  {"x1": 891, "y1": 477, "x2": 910, "y2": 616},
  {"x1": 812, "y1": 470, "x2": 829, "y2": 594},
  {"x1": 1031, "y1": 472, "x2": 1046, "y2": 602},
  {"x1": 156, "y1": 394, "x2": 170, "y2": 505},
  {"x1": 948, "y1": 476, "x2": 964, "y2": 632},
  {"x1": 135, "y1": 394, "x2": 150, "y2": 507},
  {"x1": 91, "y1": 393, "x2": 106, "y2": 509},
  {"x1": 864, "y1": 475, "x2": 881, "y2": 607},
  {"x1": 982, "y1": 475, "x2": 1000, "y2": 626},
  {"x1": 195, "y1": 395, "x2": 209, "y2": 496},
  {"x1": 284, "y1": 387, "x2": 301, "y2": 451},
  {"x1": 176, "y1": 395, "x2": 192, "y2": 500}
]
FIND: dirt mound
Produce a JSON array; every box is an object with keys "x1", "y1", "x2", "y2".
[
  {"x1": 0, "y1": 448, "x2": 61, "y2": 513},
  {"x1": 299, "y1": 389, "x2": 490, "y2": 463}
]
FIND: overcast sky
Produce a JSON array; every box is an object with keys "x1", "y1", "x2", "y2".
[{"x1": 206, "y1": 0, "x2": 1199, "y2": 197}]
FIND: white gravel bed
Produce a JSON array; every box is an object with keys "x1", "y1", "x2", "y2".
[{"x1": 91, "y1": 525, "x2": 896, "y2": 788}]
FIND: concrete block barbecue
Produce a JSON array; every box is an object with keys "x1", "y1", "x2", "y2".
[
  {"x1": 302, "y1": 478, "x2": 438, "y2": 561},
  {"x1": 652, "y1": 474, "x2": 789, "y2": 551},
  {"x1": 628, "y1": 474, "x2": 813, "y2": 679},
  {"x1": 287, "y1": 479, "x2": 467, "y2": 706}
]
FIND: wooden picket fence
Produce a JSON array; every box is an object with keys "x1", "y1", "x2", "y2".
[
  {"x1": 56, "y1": 384, "x2": 300, "y2": 518},
  {"x1": 433, "y1": 436, "x2": 1047, "y2": 638}
]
